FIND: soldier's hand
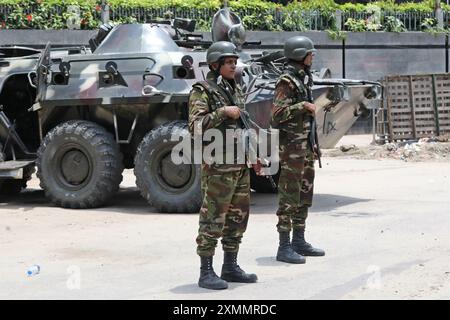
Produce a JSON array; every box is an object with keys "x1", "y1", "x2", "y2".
[
  {"x1": 304, "y1": 102, "x2": 316, "y2": 114},
  {"x1": 252, "y1": 159, "x2": 263, "y2": 176},
  {"x1": 223, "y1": 106, "x2": 241, "y2": 120}
]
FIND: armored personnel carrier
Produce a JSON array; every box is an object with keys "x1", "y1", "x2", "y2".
[{"x1": 0, "y1": 8, "x2": 381, "y2": 212}]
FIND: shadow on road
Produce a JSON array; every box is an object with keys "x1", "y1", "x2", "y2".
[
  {"x1": 170, "y1": 282, "x2": 253, "y2": 295},
  {"x1": 0, "y1": 187, "x2": 371, "y2": 216},
  {"x1": 0, "y1": 187, "x2": 154, "y2": 214},
  {"x1": 249, "y1": 193, "x2": 372, "y2": 217},
  {"x1": 255, "y1": 256, "x2": 297, "y2": 267}
]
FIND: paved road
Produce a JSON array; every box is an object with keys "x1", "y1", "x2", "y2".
[{"x1": 1, "y1": 158, "x2": 449, "y2": 299}]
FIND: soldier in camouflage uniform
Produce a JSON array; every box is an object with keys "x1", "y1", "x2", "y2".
[
  {"x1": 188, "y1": 41, "x2": 257, "y2": 290},
  {"x1": 271, "y1": 36, "x2": 325, "y2": 264}
]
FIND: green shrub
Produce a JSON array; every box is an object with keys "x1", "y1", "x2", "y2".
[
  {"x1": 383, "y1": 16, "x2": 407, "y2": 32},
  {"x1": 344, "y1": 18, "x2": 367, "y2": 32},
  {"x1": 0, "y1": 0, "x2": 449, "y2": 31}
]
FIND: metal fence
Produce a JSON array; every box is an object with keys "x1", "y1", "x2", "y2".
[
  {"x1": 444, "y1": 10, "x2": 450, "y2": 28},
  {"x1": 109, "y1": 7, "x2": 216, "y2": 22},
  {"x1": 342, "y1": 10, "x2": 435, "y2": 31},
  {"x1": 0, "y1": 5, "x2": 69, "y2": 17},
  {"x1": 0, "y1": 4, "x2": 448, "y2": 31},
  {"x1": 110, "y1": 7, "x2": 334, "y2": 30}
]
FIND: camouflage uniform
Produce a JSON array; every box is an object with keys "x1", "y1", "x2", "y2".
[
  {"x1": 188, "y1": 72, "x2": 250, "y2": 257},
  {"x1": 271, "y1": 67, "x2": 316, "y2": 233}
]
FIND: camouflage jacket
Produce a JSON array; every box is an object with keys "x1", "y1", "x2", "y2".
[
  {"x1": 271, "y1": 66, "x2": 313, "y2": 145},
  {"x1": 188, "y1": 71, "x2": 245, "y2": 166}
]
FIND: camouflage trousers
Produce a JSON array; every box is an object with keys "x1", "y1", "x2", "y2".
[
  {"x1": 196, "y1": 164, "x2": 250, "y2": 257},
  {"x1": 276, "y1": 143, "x2": 315, "y2": 232}
]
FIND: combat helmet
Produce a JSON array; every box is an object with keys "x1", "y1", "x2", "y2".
[
  {"x1": 206, "y1": 41, "x2": 239, "y2": 64},
  {"x1": 284, "y1": 36, "x2": 316, "y2": 62}
]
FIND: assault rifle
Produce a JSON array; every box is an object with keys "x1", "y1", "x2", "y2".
[
  {"x1": 215, "y1": 77, "x2": 277, "y2": 189},
  {"x1": 306, "y1": 85, "x2": 322, "y2": 168},
  {"x1": 239, "y1": 110, "x2": 277, "y2": 190}
]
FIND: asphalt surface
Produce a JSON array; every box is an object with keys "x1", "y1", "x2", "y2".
[{"x1": 1, "y1": 137, "x2": 449, "y2": 299}]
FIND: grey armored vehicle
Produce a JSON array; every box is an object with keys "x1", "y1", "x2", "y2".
[{"x1": 0, "y1": 9, "x2": 381, "y2": 212}]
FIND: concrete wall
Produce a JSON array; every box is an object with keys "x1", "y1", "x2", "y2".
[
  {"x1": 0, "y1": 30, "x2": 444, "y2": 80},
  {"x1": 2, "y1": 29, "x2": 448, "y2": 133},
  {"x1": 1, "y1": 29, "x2": 447, "y2": 81},
  {"x1": 344, "y1": 32, "x2": 447, "y2": 81},
  {"x1": 0, "y1": 30, "x2": 97, "y2": 47}
]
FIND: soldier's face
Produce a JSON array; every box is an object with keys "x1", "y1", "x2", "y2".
[
  {"x1": 304, "y1": 52, "x2": 314, "y2": 67},
  {"x1": 217, "y1": 57, "x2": 237, "y2": 80}
]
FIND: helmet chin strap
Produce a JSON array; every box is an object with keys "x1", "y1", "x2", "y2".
[
  {"x1": 210, "y1": 58, "x2": 224, "y2": 78},
  {"x1": 304, "y1": 66, "x2": 313, "y2": 86}
]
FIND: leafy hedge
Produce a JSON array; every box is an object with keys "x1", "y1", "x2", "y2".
[{"x1": 0, "y1": 0, "x2": 449, "y2": 31}]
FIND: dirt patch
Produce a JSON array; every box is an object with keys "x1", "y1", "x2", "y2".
[{"x1": 323, "y1": 137, "x2": 450, "y2": 162}]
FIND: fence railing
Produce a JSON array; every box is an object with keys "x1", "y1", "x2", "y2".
[
  {"x1": 0, "y1": 4, "x2": 448, "y2": 31},
  {"x1": 110, "y1": 7, "x2": 335, "y2": 30},
  {"x1": 342, "y1": 10, "x2": 436, "y2": 31},
  {"x1": 0, "y1": 5, "x2": 68, "y2": 16}
]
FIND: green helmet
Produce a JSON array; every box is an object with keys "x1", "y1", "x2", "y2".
[
  {"x1": 284, "y1": 36, "x2": 316, "y2": 62},
  {"x1": 206, "y1": 41, "x2": 239, "y2": 64}
]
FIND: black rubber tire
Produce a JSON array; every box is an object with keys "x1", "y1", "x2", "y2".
[
  {"x1": 0, "y1": 142, "x2": 4, "y2": 191},
  {"x1": 36, "y1": 120, "x2": 123, "y2": 209},
  {"x1": 250, "y1": 168, "x2": 279, "y2": 193},
  {"x1": 134, "y1": 121, "x2": 201, "y2": 213},
  {"x1": 0, "y1": 142, "x2": 34, "y2": 195}
]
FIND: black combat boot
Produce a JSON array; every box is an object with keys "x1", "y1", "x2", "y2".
[
  {"x1": 198, "y1": 256, "x2": 228, "y2": 290},
  {"x1": 291, "y1": 229, "x2": 325, "y2": 256},
  {"x1": 221, "y1": 252, "x2": 258, "y2": 283},
  {"x1": 276, "y1": 231, "x2": 306, "y2": 264}
]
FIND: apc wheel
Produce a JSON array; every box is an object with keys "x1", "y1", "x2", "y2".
[
  {"x1": 250, "y1": 168, "x2": 279, "y2": 193},
  {"x1": 0, "y1": 143, "x2": 34, "y2": 195},
  {"x1": 36, "y1": 120, "x2": 123, "y2": 208},
  {"x1": 134, "y1": 121, "x2": 201, "y2": 213}
]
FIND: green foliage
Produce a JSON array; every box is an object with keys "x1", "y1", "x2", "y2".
[
  {"x1": 338, "y1": 0, "x2": 434, "y2": 13},
  {"x1": 242, "y1": 12, "x2": 282, "y2": 31},
  {"x1": 344, "y1": 18, "x2": 367, "y2": 32},
  {"x1": 106, "y1": 0, "x2": 221, "y2": 9},
  {"x1": 280, "y1": 9, "x2": 307, "y2": 32},
  {"x1": 421, "y1": 17, "x2": 437, "y2": 29},
  {"x1": 383, "y1": 16, "x2": 406, "y2": 32},
  {"x1": 229, "y1": 0, "x2": 277, "y2": 11},
  {"x1": 420, "y1": 17, "x2": 447, "y2": 34},
  {"x1": 397, "y1": 2, "x2": 433, "y2": 13},
  {"x1": 194, "y1": 18, "x2": 210, "y2": 31},
  {"x1": 0, "y1": 0, "x2": 449, "y2": 31},
  {"x1": 326, "y1": 29, "x2": 346, "y2": 40},
  {"x1": 339, "y1": 3, "x2": 366, "y2": 13},
  {"x1": 0, "y1": 0, "x2": 101, "y2": 29},
  {"x1": 299, "y1": 0, "x2": 338, "y2": 13}
]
